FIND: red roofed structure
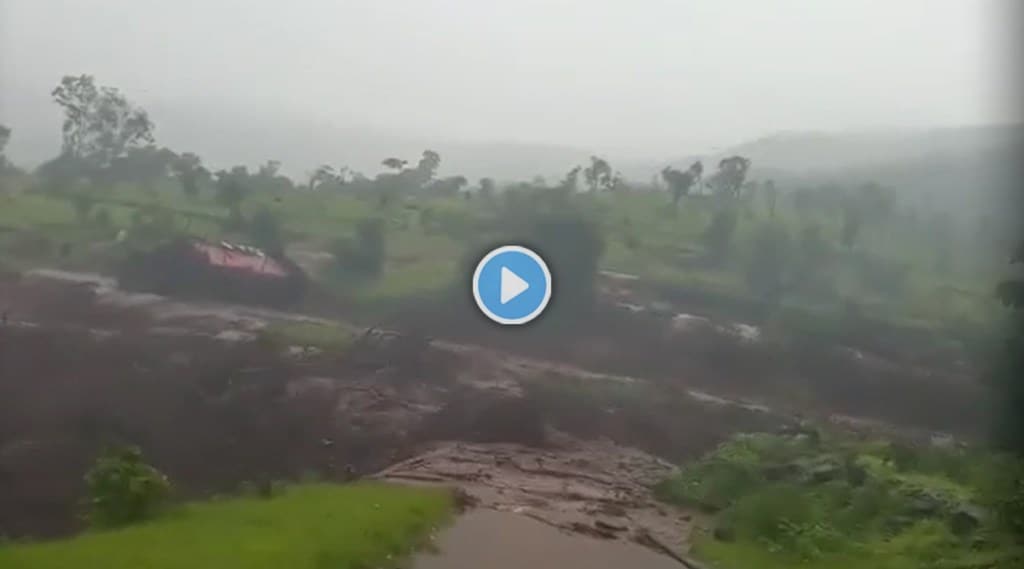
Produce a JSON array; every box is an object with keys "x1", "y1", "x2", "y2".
[{"x1": 117, "y1": 237, "x2": 307, "y2": 306}]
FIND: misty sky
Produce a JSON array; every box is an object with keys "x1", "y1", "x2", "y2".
[{"x1": 0, "y1": 0, "x2": 1018, "y2": 163}]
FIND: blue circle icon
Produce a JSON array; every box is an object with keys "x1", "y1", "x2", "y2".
[{"x1": 472, "y1": 245, "x2": 552, "y2": 325}]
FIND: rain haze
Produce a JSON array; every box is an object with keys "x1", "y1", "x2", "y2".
[
  {"x1": 3, "y1": 2, "x2": 1024, "y2": 567},
  {"x1": 0, "y1": 0, "x2": 1018, "y2": 178}
]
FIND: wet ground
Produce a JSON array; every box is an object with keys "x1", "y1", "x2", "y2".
[
  {"x1": 0, "y1": 268, "x2": 987, "y2": 564},
  {"x1": 410, "y1": 509, "x2": 688, "y2": 569}
]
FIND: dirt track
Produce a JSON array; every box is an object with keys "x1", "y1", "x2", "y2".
[{"x1": 0, "y1": 269, "x2": 988, "y2": 561}]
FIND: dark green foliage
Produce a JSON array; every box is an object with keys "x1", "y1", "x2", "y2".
[
  {"x1": 84, "y1": 445, "x2": 171, "y2": 528},
  {"x1": 331, "y1": 217, "x2": 386, "y2": 281},
  {"x1": 841, "y1": 196, "x2": 863, "y2": 250},
  {"x1": 582, "y1": 156, "x2": 613, "y2": 193},
  {"x1": 171, "y1": 152, "x2": 208, "y2": 198},
  {"x1": 661, "y1": 161, "x2": 703, "y2": 209},
  {"x1": 991, "y1": 238, "x2": 1024, "y2": 458},
  {"x1": 488, "y1": 188, "x2": 604, "y2": 317},
  {"x1": 660, "y1": 432, "x2": 1024, "y2": 566},
  {"x1": 51, "y1": 75, "x2": 154, "y2": 169},
  {"x1": 93, "y1": 207, "x2": 112, "y2": 227},
  {"x1": 855, "y1": 254, "x2": 910, "y2": 299},
  {"x1": 745, "y1": 222, "x2": 793, "y2": 302},
  {"x1": 71, "y1": 193, "x2": 95, "y2": 221},
  {"x1": 703, "y1": 207, "x2": 739, "y2": 263},
  {"x1": 247, "y1": 208, "x2": 285, "y2": 256}
]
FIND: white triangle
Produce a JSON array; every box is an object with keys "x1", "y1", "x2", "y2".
[{"x1": 500, "y1": 266, "x2": 529, "y2": 304}]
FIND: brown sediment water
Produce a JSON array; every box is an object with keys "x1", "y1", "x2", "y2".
[{"x1": 411, "y1": 509, "x2": 683, "y2": 569}]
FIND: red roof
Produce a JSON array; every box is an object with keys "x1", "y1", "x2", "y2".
[{"x1": 191, "y1": 241, "x2": 289, "y2": 278}]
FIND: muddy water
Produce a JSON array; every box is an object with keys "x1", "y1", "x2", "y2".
[{"x1": 412, "y1": 510, "x2": 682, "y2": 569}]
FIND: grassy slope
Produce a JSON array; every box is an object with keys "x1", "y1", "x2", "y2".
[
  {"x1": 0, "y1": 183, "x2": 1001, "y2": 329},
  {"x1": 657, "y1": 433, "x2": 1023, "y2": 569},
  {"x1": 0, "y1": 484, "x2": 452, "y2": 569}
]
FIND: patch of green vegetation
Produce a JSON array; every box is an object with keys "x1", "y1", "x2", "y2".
[
  {"x1": 0, "y1": 483, "x2": 452, "y2": 569},
  {"x1": 658, "y1": 432, "x2": 1024, "y2": 569},
  {"x1": 262, "y1": 321, "x2": 355, "y2": 351}
]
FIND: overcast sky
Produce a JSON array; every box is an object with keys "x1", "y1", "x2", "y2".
[{"x1": 0, "y1": 0, "x2": 1018, "y2": 162}]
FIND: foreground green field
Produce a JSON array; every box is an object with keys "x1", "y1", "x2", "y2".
[{"x1": 0, "y1": 483, "x2": 452, "y2": 569}]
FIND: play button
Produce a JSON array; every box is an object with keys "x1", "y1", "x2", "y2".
[
  {"x1": 500, "y1": 267, "x2": 529, "y2": 304},
  {"x1": 472, "y1": 245, "x2": 552, "y2": 325}
]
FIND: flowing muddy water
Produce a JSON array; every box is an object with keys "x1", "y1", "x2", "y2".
[{"x1": 411, "y1": 510, "x2": 685, "y2": 569}]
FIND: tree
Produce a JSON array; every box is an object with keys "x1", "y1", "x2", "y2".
[
  {"x1": 170, "y1": 152, "x2": 208, "y2": 199},
  {"x1": 560, "y1": 165, "x2": 582, "y2": 192},
  {"x1": 703, "y1": 208, "x2": 739, "y2": 263},
  {"x1": 840, "y1": 192, "x2": 864, "y2": 250},
  {"x1": 248, "y1": 208, "x2": 285, "y2": 256},
  {"x1": 661, "y1": 161, "x2": 703, "y2": 209},
  {"x1": 993, "y1": 239, "x2": 1024, "y2": 454},
  {"x1": 103, "y1": 145, "x2": 176, "y2": 187},
  {"x1": 427, "y1": 175, "x2": 468, "y2": 197},
  {"x1": 331, "y1": 217, "x2": 386, "y2": 280},
  {"x1": 308, "y1": 165, "x2": 337, "y2": 191},
  {"x1": 0, "y1": 123, "x2": 11, "y2": 173},
  {"x1": 763, "y1": 179, "x2": 778, "y2": 217},
  {"x1": 215, "y1": 168, "x2": 247, "y2": 218},
  {"x1": 479, "y1": 177, "x2": 496, "y2": 199},
  {"x1": 707, "y1": 156, "x2": 751, "y2": 199},
  {"x1": 0, "y1": 122, "x2": 9, "y2": 156},
  {"x1": 583, "y1": 156, "x2": 613, "y2": 192},
  {"x1": 51, "y1": 75, "x2": 154, "y2": 169},
  {"x1": 381, "y1": 157, "x2": 407, "y2": 171},
  {"x1": 745, "y1": 222, "x2": 793, "y2": 303},
  {"x1": 415, "y1": 150, "x2": 441, "y2": 181}
]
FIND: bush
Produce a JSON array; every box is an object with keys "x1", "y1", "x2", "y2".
[
  {"x1": 84, "y1": 445, "x2": 171, "y2": 528},
  {"x1": 703, "y1": 207, "x2": 739, "y2": 263},
  {"x1": 745, "y1": 222, "x2": 793, "y2": 302},
  {"x1": 248, "y1": 208, "x2": 285, "y2": 256},
  {"x1": 331, "y1": 217, "x2": 386, "y2": 281}
]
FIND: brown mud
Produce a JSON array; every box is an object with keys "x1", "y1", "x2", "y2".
[{"x1": 0, "y1": 269, "x2": 990, "y2": 562}]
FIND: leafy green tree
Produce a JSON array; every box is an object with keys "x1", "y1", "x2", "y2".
[
  {"x1": 102, "y1": 145, "x2": 176, "y2": 188},
  {"x1": 707, "y1": 156, "x2": 751, "y2": 199},
  {"x1": 170, "y1": 152, "x2": 208, "y2": 198},
  {"x1": 0, "y1": 123, "x2": 9, "y2": 167},
  {"x1": 308, "y1": 164, "x2": 337, "y2": 191},
  {"x1": 415, "y1": 150, "x2": 441, "y2": 182},
  {"x1": 248, "y1": 208, "x2": 285, "y2": 256},
  {"x1": 560, "y1": 165, "x2": 582, "y2": 192},
  {"x1": 85, "y1": 445, "x2": 170, "y2": 528},
  {"x1": 381, "y1": 157, "x2": 407, "y2": 171},
  {"x1": 215, "y1": 167, "x2": 248, "y2": 222},
  {"x1": 703, "y1": 207, "x2": 740, "y2": 263},
  {"x1": 763, "y1": 179, "x2": 778, "y2": 218},
  {"x1": 331, "y1": 217, "x2": 386, "y2": 280},
  {"x1": 583, "y1": 156, "x2": 613, "y2": 192},
  {"x1": 478, "y1": 177, "x2": 496, "y2": 199},
  {"x1": 840, "y1": 192, "x2": 864, "y2": 250},
  {"x1": 745, "y1": 222, "x2": 793, "y2": 302},
  {"x1": 427, "y1": 175, "x2": 468, "y2": 197},
  {"x1": 51, "y1": 75, "x2": 154, "y2": 169},
  {"x1": 993, "y1": 240, "x2": 1024, "y2": 455},
  {"x1": 661, "y1": 161, "x2": 703, "y2": 209}
]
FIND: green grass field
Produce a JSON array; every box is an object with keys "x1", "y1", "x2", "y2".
[
  {"x1": 0, "y1": 483, "x2": 452, "y2": 569},
  {"x1": 0, "y1": 178, "x2": 1004, "y2": 335}
]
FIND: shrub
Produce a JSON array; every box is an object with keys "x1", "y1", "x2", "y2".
[
  {"x1": 248, "y1": 208, "x2": 285, "y2": 256},
  {"x1": 745, "y1": 221, "x2": 793, "y2": 302},
  {"x1": 703, "y1": 207, "x2": 739, "y2": 263},
  {"x1": 331, "y1": 217, "x2": 386, "y2": 281},
  {"x1": 84, "y1": 445, "x2": 171, "y2": 528}
]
